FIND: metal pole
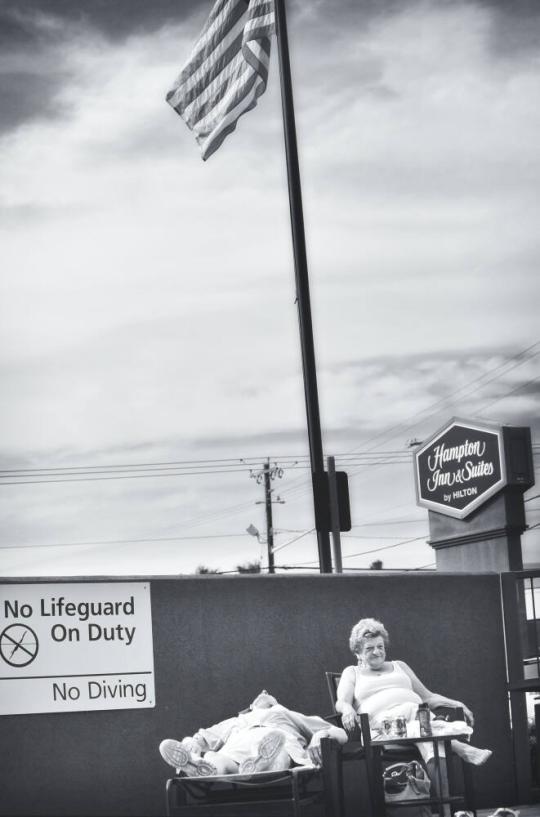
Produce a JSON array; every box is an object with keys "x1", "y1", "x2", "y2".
[
  {"x1": 327, "y1": 456, "x2": 343, "y2": 573},
  {"x1": 264, "y1": 460, "x2": 275, "y2": 574},
  {"x1": 274, "y1": 0, "x2": 332, "y2": 573}
]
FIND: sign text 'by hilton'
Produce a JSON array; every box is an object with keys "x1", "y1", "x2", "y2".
[
  {"x1": 414, "y1": 418, "x2": 507, "y2": 519},
  {"x1": 0, "y1": 582, "x2": 155, "y2": 715}
]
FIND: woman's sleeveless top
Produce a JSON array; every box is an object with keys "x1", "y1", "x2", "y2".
[{"x1": 352, "y1": 661, "x2": 422, "y2": 719}]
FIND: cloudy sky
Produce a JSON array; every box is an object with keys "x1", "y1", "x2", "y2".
[{"x1": 1, "y1": 0, "x2": 539, "y2": 577}]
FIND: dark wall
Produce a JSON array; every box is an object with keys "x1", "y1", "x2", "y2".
[{"x1": 0, "y1": 573, "x2": 514, "y2": 815}]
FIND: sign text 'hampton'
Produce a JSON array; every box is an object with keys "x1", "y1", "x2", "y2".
[{"x1": 414, "y1": 418, "x2": 507, "y2": 519}]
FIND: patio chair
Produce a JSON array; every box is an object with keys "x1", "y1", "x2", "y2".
[
  {"x1": 164, "y1": 735, "x2": 345, "y2": 817},
  {"x1": 325, "y1": 671, "x2": 477, "y2": 817}
]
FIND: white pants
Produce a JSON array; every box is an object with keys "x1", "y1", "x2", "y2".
[{"x1": 207, "y1": 725, "x2": 289, "y2": 766}]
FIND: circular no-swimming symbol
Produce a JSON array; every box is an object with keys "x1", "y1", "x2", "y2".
[{"x1": 0, "y1": 623, "x2": 39, "y2": 667}]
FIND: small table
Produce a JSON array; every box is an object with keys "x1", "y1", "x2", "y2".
[{"x1": 366, "y1": 729, "x2": 474, "y2": 817}]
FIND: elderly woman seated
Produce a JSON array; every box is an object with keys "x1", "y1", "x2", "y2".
[
  {"x1": 160, "y1": 690, "x2": 348, "y2": 776},
  {"x1": 336, "y1": 618, "x2": 492, "y2": 780}
]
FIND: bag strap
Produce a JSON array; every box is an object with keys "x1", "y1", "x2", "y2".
[
  {"x1": 383, "y1": 762, "x2": 408, "y2": 778},
  {"x1": 406, "y1": 760, "x2": 429, "y2": 795}
]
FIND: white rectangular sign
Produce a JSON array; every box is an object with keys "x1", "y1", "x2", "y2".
[{"x1": 0, "y1": 581, "x2": 155, "y2": 715}]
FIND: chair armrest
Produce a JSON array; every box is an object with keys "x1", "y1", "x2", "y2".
[
  {"x1": 325, "y1": 711, "x2": 364, "y2": 741},
  {"x1": 432, "y1": 705, "x2": 465, "y2": 721}
]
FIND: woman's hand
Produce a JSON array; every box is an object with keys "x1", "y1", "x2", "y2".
[
  {"x1": 307, "y1": 732, "x2": 325, "y2": 766},
  {"x1": 460, "y1": 703, "x2": 474, "y2": 727},
  {"x1": 340, "y1": 704, "x2": 358, "y2": 733}
]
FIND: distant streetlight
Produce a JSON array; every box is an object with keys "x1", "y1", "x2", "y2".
[{"x1": 246, "y1": 524, "x2": 266, "y2": 544}]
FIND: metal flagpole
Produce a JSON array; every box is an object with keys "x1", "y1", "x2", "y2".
[{"x1": 274, "y1": 0, "x2": 332, "y2": 573}]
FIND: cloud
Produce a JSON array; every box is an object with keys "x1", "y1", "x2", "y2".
[
  {"x1": 0, "y1": 0, "x2": 201, "y2": 48},
  {"x1": 0, "y1": 0, "x2": 206, "y2": 136},
  {"x1": 484, "y1": 0, "x2": 540, "y2": 59}
]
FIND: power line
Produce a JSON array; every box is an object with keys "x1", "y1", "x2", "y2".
[
  {"x1": 256, "y1": 343, "x2": 540, "y2": 507},
  {"x1": 0, "y1": 533, "x2": 250, "y2": 551},
  {"x1": 0, "y1": 454, "x2": 413, "y2": 486},
  {"x1": 0, "y1": 455, "x2": 296, "y2": 474},
  {"x1": 478, "y1": 374, "x2": 540, "y2": 415},
  {"x1": 351, "y1": 518, "x2": 426, "y2": 527},
  {"x1": 0, "y1": 467, "x2": 258, "y2": 486},
  {"x1": 344, "y1": 341, "x2": 540, "y2": 457},
  {"x1": 344, "y1": 532, "x2": 428, "y2": 540},
  {"x1": 341, "y1": 535, "x2": 427, "y2": 559},
  {"x1": 272, "y1": 527, "x2": 316, "y2": 553},
  {"x1": 1, "y1": 346, "x2": 537, "y2": 565},
  {"x1": 272, "y1": 530, "x2": 428, "y2": 561}
]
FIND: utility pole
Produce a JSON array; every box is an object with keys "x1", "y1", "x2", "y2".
[
  {"x1": 263, "y1": 461, "x2": 275, "y2": 573},
  {"x1": 249, "y1": 460, "x2": 285, "y2": 574}
]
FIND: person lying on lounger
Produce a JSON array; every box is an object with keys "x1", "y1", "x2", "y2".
[{"x1": 159, "y1": 690, "x2": 348, "y2": 776}]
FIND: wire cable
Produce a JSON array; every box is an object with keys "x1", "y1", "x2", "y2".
[
  {"x1": 341, "y1": 535, "x2": 427, "y2": 559},
  {"x1": 272, "y1": 527, "x2": 316, "y2": 553},
  {"x1": 0, "y1": 532, "x2": 251, "y2": 551}
]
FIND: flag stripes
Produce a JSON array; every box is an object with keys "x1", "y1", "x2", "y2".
[{"x1": 167, "y1": 0, "x2": 275, "y2": 160}]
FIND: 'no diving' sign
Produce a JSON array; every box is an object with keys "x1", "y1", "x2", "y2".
[{"x1": 0, "y1": 582, "x2": 155, "y2": 715}]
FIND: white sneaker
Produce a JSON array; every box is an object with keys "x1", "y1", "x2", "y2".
[
  {"x1": 159, "y1": 739, "x2": 217, "y2": 776},
  {"x1": 238, "y1": 730, "x2": 287, "y2": 774}
]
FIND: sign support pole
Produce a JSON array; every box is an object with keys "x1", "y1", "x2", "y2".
[
  {"x1": 327, "y1": 456, "x2": 343, "y2": 573},
  {"x1": 274, "y1": 0, "x2": 332, "y2": 573}
]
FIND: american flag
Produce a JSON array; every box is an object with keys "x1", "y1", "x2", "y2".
[{"x1": 167, "y1": 0, "x2": 275, "y2": 161}]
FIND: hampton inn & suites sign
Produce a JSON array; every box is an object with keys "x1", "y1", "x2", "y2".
[{"x1": 414, "y1": 418, "x2": 507, "y2": 519}]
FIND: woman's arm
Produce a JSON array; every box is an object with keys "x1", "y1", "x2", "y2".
[
  {"x1": 335, "y1": 666, "x2": 358, "y2": 731},
  {"x1": 397, "y1": 660, "x2": 474, "y2": 725}
]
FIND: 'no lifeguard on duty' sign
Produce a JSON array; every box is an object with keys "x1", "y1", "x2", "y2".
[
  {"x1": 414, "y1": 418, "x2": 507, "y2": 519},
  {"x1": 0, "y1": 581, "x2": 155, "y2": 716}
]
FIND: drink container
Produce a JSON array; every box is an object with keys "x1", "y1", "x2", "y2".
[
  {"x1": 393, "y1": 717, "x2": 407, "y2": 737},
  {"x1": 382, "y1": 718, "x2": 393, "y2": 736},
  {"x1": 417, "y1": 703, "x2": 432, "y2": 736}
]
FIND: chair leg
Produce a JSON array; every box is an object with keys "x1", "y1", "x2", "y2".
[
  {"x1": 462, "y1": 761, "x2": 477, "y2": 817},
  {"x1": 321, "y1": 738, "x2": 344, "y2": 817},
  {"x1": 291, "y1": 770, "x2": 301, "y2": 817},
  {"x1": 359, "y1": 714, "x2": 384, "y2": 817},
  {"x1": 165, "y1": 778, "x2": 174, "y2": 817}
]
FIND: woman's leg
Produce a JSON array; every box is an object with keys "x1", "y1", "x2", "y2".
[
  {"x1": 204, "y1": 750, "x2": 240, "y2": 774},
  {"x1": 217, "y1": 727, "x2": 289, "y2": 774},
  {"x1": 416, "y1": 742, "x2": 451, "y2": 817},
  {"x1": 450, "y1": 740, "x2": 492, "y2": 765},
  {"x1": 224, "y1": 730, "x2": 289, "y2": 774}
]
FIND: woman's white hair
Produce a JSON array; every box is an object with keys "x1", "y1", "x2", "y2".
[{"x1": 349, "y1": 617, "x2": 389, "y2": 655}]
